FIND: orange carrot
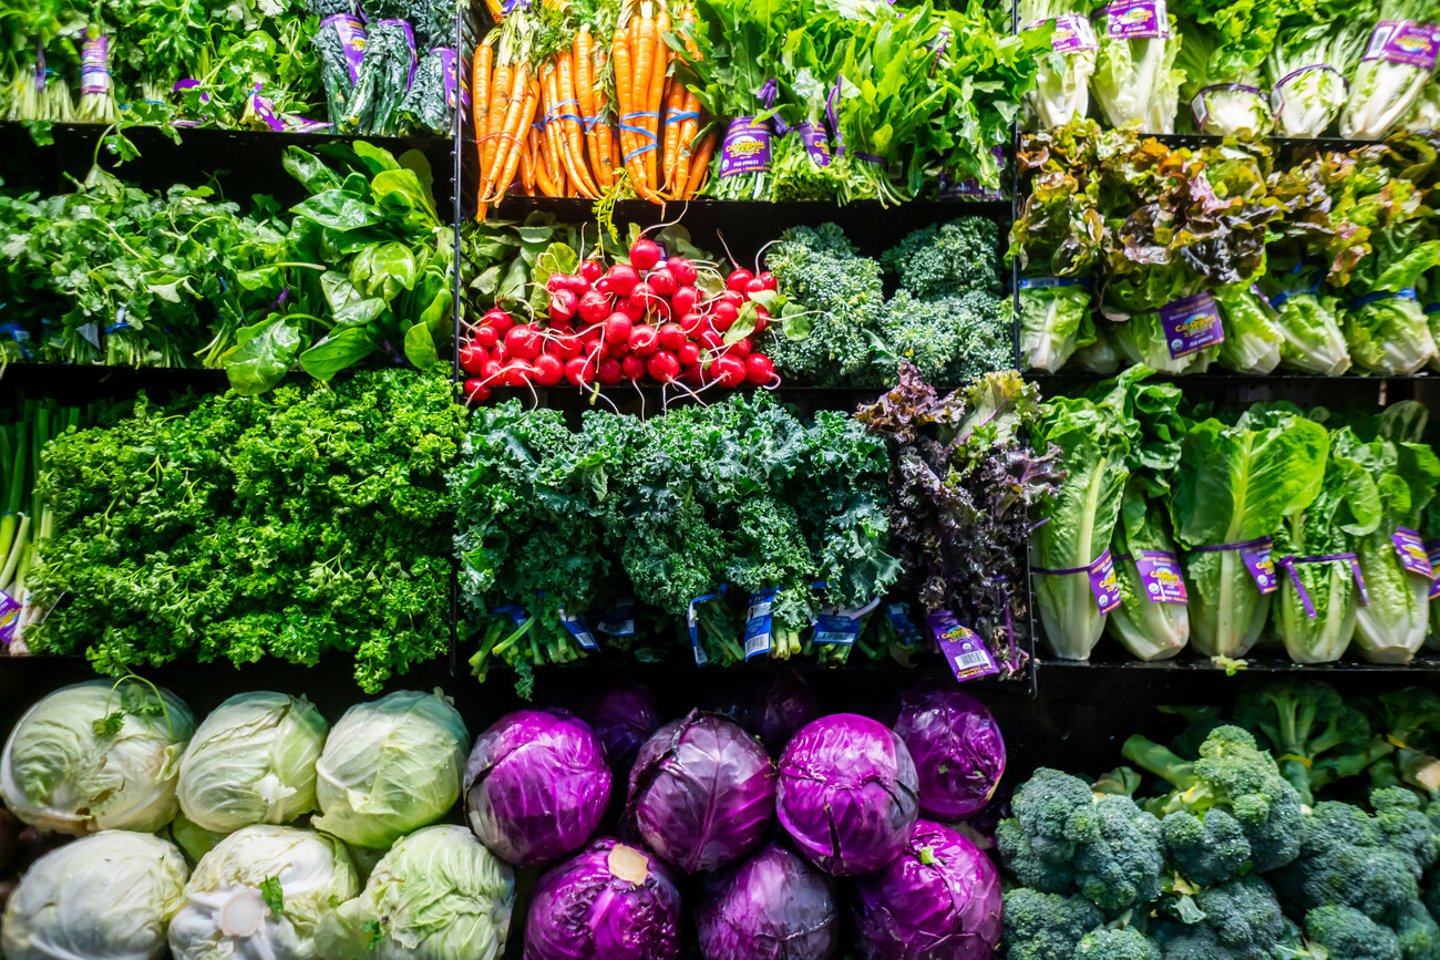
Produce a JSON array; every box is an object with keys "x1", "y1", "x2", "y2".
[
  {"x1": 493, "y1": 80, "x2": 539, "y2": 202},
  {"x1": 534, "y1": 127, "x2": 562, "y2": 197},
  {"x1": 558, "y1": 50, "x2": 601, "y2": 198},
  {"x1": 660, "y1": 78, "x2": 687, "y2": 190},
  {"x1": 630, "y1": 18, "x2": 657, "y2": 192},
  {"x1": 613, "y1": 34, "x2": 643, "y2": 190},
  {"x1": 483, "y1": 58, "x2": 514, "y2": 190},
  {"x1": 574, "y1": 31, "x2": 603, "y2": 189},
  {"x1": 683, "y1": 130, "x2": 715, "y2": 200},
  {"x1": 646, "y1": 10, "x2": 668, "y2": 191},
  {"x1": 539, "y1": 66, "x2": 568, "y2": 194},
  {"x1": 593, "y1": 45, "x2": 617, "y2": 188},
  {"x1": 482, "y1": 62, "x2": 532, "y2": 204},
  {"x1": 473, "y1": 43, "x2": 493, "y2": 187},
  {"x1": 519, "y1": 125, "x2": 536, "y2": 195}
]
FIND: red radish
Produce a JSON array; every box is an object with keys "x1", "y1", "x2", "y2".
[
  {"x1": 629, "y1": 324, "x2": 660, "y2": 356},
  {"x1": 578, "y1": 290, "x2": 610, "y2": 325},
  {"x1": 725, "y1": 337, "x2": 752, "y2": 360},
  {"x1": 553, "y1": 332, "x2": 582, "y2": 360},
  {"x1": 648, "y1": 350, "x2": 681, "y2": 382},
  {"x1": 505, "y1": 361, "x2": 537, "y2": 386},
  {"x1": 678, "y1": 311, "x2": 705, "y2": 336},
  {"x1": 712, "y1": 354, "x2": 747, "y2": 387},
  {"x1": 681, "y1": 363, "x2": 706, "y2": 386},
  {"x1": 753, "y1": 306, "x2": 770, "y2": 334},
  {"x1": 474, "y1": 325, "x2": 499, "y2": 350},
  {"x1": 546, "y1": 274, "x2": 573, "y2": 293},
  {"x1": 505, "y1": 324, "x2": 542, "y2": 361},
  {"x1": 534, "y1": 354, "x2": 565, "y2": 386},
  {"x1": 757, "y1": 271, "x2": 777, "y2": 291},
  {"x1": 462, "y1": 378, "x2": 491, "y2": 404},
  {"x1": 671, "y1": 285, "x2": 698, "y2": 316},
  {"x1": 697, "y1": 329, "x2": 724, "y2": 351},
  {"x1": 564, "y1": 356, "x2": 595, "y2": 386},
  {"x1": 598, "y1": 357, "x2": 623, "y2": 385},
  {"x1": 669, "y1": 258, "x2": 698, "y2": 286},
  {"x1": 581, "y1": 333, "x2": 604, "y2": 358},
  {"x1": 630, "y1": 238, "x2": 663, "y2": 271},
  {"x1": 657, "y1": 323, "x2": 686, "y2": 352},
  {"x1": 713, "y1": 301, "x2": 738, "y2": 332},
  {"x1": 621, "y1": 354, "x2": 647, "y2": 380},
  {"x1": 550, "y1": 289, "x2": 580, "y2": 323},
  {"x1": 678, "y1": 341, "x2": 700, "y2": 366},
  {"x1": 720, "y1": 290, "x2": 745, "y2": 309},
  {"x1": 604, "y1": 314, "x2": 633, "y2": 345},
  {"x1": 745, "y1": 353, "x2": 776, "y2": 385},
  {"x1": 617, "y1": 296, "x2": 646, "y2": 321},
  {"x1": 459, "y1": 342, "x2": 488, "y2": 374},
  {"x1": 745, "y1": 277, "x2": 768, "y2": 296},
  {"x1": 483, "y1": 309, "x2": 514, "y2": 335},
  {"x1": 603, "y1": 263, "x2": 641, "y2": 296},
  {"x1": 559, "y1": 274, "x2": 590, "y2": 295},
  {"x1": 726, "y1": 268, "x2": 755, "y2": 292},
  {"x1": 647, "y1": 267, "x2": 678, "y2": 297},
  {"x1": 480, "y1": 358, "x2": 503, "y2": 383},
  {"x1": 607, "y1": 339, "x2": 630, "y2": 359},
  {"x1": 630, "y1": 282, "x2": 663, "y2": 314},
  {"x1": 580, "y1": 259, "x2": 605, "y2": 284}
]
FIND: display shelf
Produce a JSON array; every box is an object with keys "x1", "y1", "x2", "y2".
[
  {"x1": 1038, "y1": 654, "x2": 1440, "y2": 674},
  {"x1": 0, "y1": 121, "x2": 457, "y2": 210}
]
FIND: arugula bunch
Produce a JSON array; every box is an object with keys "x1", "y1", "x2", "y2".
[{"x1": 27, "y1": 370, "x2": 464, "y2": 693}]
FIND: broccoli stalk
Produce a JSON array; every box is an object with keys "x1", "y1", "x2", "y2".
[{"x1": 1234, "y1": 680, "x2": 1379, "y2": 805}]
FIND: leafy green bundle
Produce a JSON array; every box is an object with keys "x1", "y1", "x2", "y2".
[{"x1": 27, "y1": 370, "x2": 464, "y2": 693}]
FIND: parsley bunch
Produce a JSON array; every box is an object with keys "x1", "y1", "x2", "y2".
[{"x1": 27, "y1": 369, "x2": 464, "y2": 693}]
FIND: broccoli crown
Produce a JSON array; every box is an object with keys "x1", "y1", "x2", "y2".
[
  {"x1": 999, "y1": 769, "x2": 1165, "y2": 912},
  {"x1": 1395, "y1": 898, "x2": 1440, "y2": 960},
  {"x1": 1074, "y1": 928, "x2": 1161, "y2": 960},
  {"x1": 1000, "y1": 888, "x2": 1104, "y2": 960},
  {"x1": 1273, "y1": 800, "x2": 1423, "y2": 927},
  {"x1": 1161, "y1": 808, "x2": 1254, "y2": 887},
  {"x1": 1305, "y1": 905, "x2": 1404, "y2": 960},
  {"x1": 1124, "y1": 725, "x2": 1304, "y2": 873},
  {"x1": 1072, "y1": 795, "x2": 1166, "y2": 911},
  {"x1": 1372, "y1": 787, "x2": 1440, "y2": 880},
  {"x1": 1190, "y1": 875, "x2": 1290, "y2": 960},
  {"x1": 1157, "y1": 929, "x2": 1244, "y2": 960},
  {"x1": 883, "y1": 219, "x2": 1002, "y2": 299}
]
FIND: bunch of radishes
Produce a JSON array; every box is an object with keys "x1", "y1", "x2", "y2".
[{"x1": 459, "y1": 236, "x2": 779, "y2": 403}]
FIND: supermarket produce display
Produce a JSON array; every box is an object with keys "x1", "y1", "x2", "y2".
[{"x1": 11, "y1": 0, "x2": 1440, "y2": 956}]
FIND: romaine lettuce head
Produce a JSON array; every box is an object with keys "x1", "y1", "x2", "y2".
[
  {"x1": 626, "y1": 712, "x2": 774, "y2": 873},
  {"x1": 1109, "y1": 309, "x2": 1216, "y2": 375},
  {"x1": 2, "y1": 830, "x2": 188, "y2": 960},
  {"x1": 1274, "y1": 293, "x2": 1351, "y2": 375},
  {"x1": 168, "y1": 825, "x2": 358, "y2": 960},
  {"x1": 312, "y1": 689, "x2": 467, "y2": 849},
  {"x1": 525, "y1": 839, "x2": 682, "y2": 960},
  {"x1": 319, "y1": 825, "x2": 515, "y2": 960},
  {"x1": 178, "y1": 692, "x2": 328, "y2": 834},
  {"x1": 1172, "y1": 412, "x2": 1329, "y2": 658},
  {"x1": 1019, "y1": 284, "x2": 1097, "y2": 373},
  {"x1": 776, "y1": 714, "x2": 919, "y2": 877},
  {"x1": 0, "y1": 679, "x2": 194, "y2": 835},
  {"x1": 1346, "y1": 299, "x2": 1439, "y2": 375},
  {"x1": 1107, "y1": 486, "x2": 1191, "y2": 662},
  {"x1": 464, "y1": 708, "x2": 611, "y2": 866},
  {"x1": 852, "y1": 819, "x2": 1003, "y2": 960},
  {"x1": 1092, "y1": 15, "x2": 1186, "y2": 133},
  {"x1": 892, "y1": 685, "x2": 1005, "y2": 819},
  {"x1": 1215, "y1": 284, "x2": 1283, "y2": 375},
  {"x1": 696, "y1": 843, "x2": 838, "y2": 960}
]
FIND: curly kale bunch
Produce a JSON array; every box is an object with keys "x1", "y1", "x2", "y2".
[
  {"x1": 882, "y1": 218, "x2": 1003, "y2": 299},
  {"x1": 30, "y1": 370, "x2": 464, "y2": 692}
]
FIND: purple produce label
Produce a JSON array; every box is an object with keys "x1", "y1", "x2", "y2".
[
  {"x1": 80, "y1": 35, "x2": 111, "y2": 97},
  {"x1": 0, "y1": 590, "x2": 18, "y2": 645},
  {"x1": 1242, "y1": 538, "x2": 1279, "y2": 595},
  {"x1": 1135, "y1": 550, "x2": 1188, "y2": 604},
  {"x1": 1393, "y1": 527, "x2": 1435, "y2": 578},
  {"x1": 1050, "y1": 14, "x2": 1099, "y2": 52},
  {"x1": 433, "y1": 48, "x2": 467, "y2": 111},
  {"x1": 1088, "y1": 549, "x2": 1123, "y2": 614},
  {"x1": 928, "y1": 610, "x2": 1000, "y2": 683},
  {"x1": 379, "y1": 20, "x2": 419, "y2": 90},
  {"x1": 812, "y1": 613, "x2": 861, "y2": 646},
  {"x1": 1428, "y1": 541, "x2": 1440, "y2": 599},
  {"x1": 559, "y1": 608, "x2": 600, "y2": 651},
  {"x1": 720, "y1": 117, "x2": 772, "y2": 178},
  {"x1": 1160, "y1": 291, "x2": 1224, "y2": 358},
  {"x1": 321, "y1": 14, "x2": 367, "y2": 84},
  {"x1": 794, "y1": 122, "x2": 833, "y2": 168},
  {"x1": 743, "y1": 588, "x2": 777, "y2": 660},
  {"x1": 1104, "y1": 0, "x2": 1169, "y2": 39},
  {"x1": 252, "y1": 87, "x2": 284, "y2": 132},
  {"x1": 1363, "y1": 21, "x2": 1440, "y2": 70}
]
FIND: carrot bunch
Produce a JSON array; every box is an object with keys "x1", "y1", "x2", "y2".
[{"x1": 472, "y1": 0, "x2": 717, "y2": 219}]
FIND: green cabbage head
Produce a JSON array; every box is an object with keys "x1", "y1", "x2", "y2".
[
  {"x1": 167, "y1": 824, "x2": 359, "y2": 960},
  {"x1": 2, "y1": 830, "x2": 188, "y2": 960},
  {"x1": 0, "y1": 679, "x2": 194, "y2": 834},
  {"x1": 318, "y1": 825, "x2": 516, "y2": 960},
  {"x1": 311, "y1": 689, "x2": 468, "y2": 848},
  {"x1": 178, "y1": 691, "x2": 329, "y2": 833}
]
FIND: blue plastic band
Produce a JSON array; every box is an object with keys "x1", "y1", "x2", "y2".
[
  {"x1": 1351, "y1": 288, "x2": 1418, "y2": 309},
  {"x1": 663, "y1": 110, "x2": 699, "y2": 126},
  {"x1": 104, "y1": 322, "x2": 133, "y2": 334},
  {"x1": 582, "y1": 114, "x2": 602, "y2": 130},
  {"x1": 1018, "y1": 277, "x2": 1090, "y2": 290}
]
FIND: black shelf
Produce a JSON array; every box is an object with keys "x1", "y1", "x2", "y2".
[{"x1": 1038, "y1": 654, "x2": 1440, "y2": 674}]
